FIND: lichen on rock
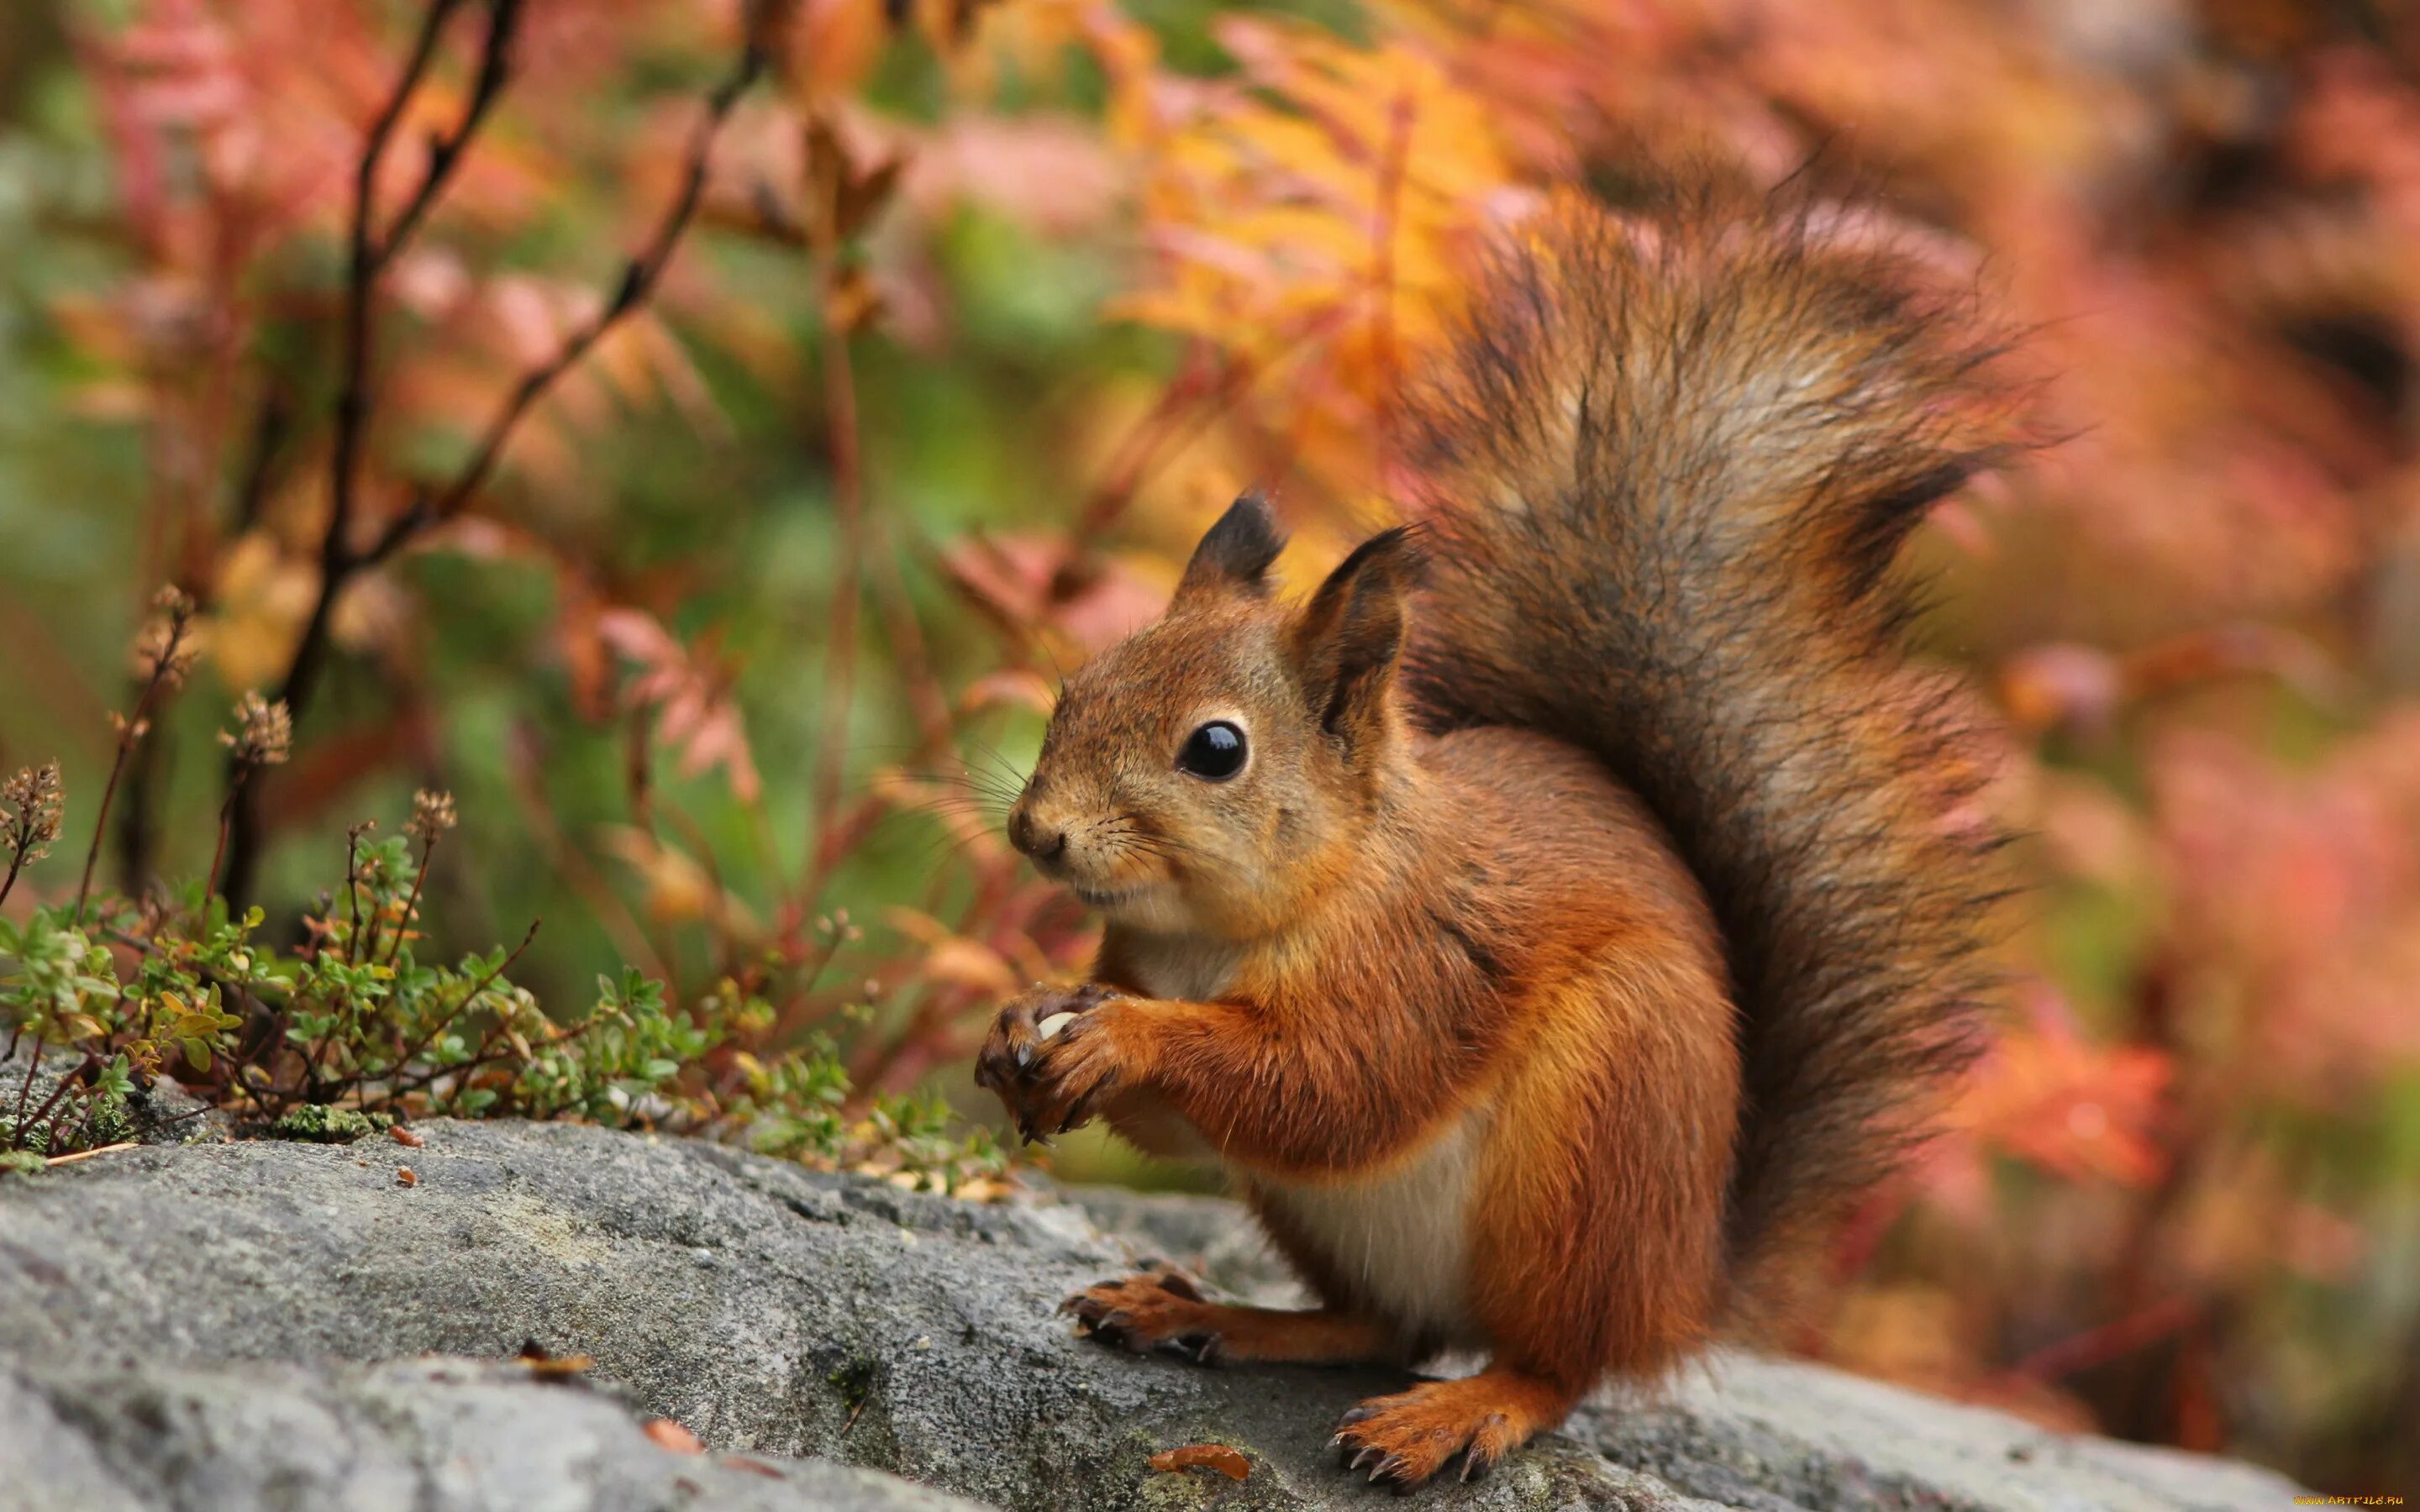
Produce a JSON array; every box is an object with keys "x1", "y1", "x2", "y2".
[{"x1": 266, "y1": 1105, "x2": 394, "y2": 1143}]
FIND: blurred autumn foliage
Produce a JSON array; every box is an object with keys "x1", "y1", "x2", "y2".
[{"x1": 3, "y1": 0, "x2": 2420, "y2": 1490}]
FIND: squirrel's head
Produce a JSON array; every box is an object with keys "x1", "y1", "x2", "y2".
[{"x1": 1007, "y1": 492, "x2": 1419, "y2": 939}]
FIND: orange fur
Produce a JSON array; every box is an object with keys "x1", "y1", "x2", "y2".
[{"x1": 1062, "y1": 1270, "x2": 1397, "y2": 1365}]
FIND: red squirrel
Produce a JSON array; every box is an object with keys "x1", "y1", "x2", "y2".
[{"x1": 974, "y1": 183, "x2": 2014, "y2": 1488}]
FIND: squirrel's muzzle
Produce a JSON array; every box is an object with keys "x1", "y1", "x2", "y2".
[{"x1": 1007, "y1": 804, "x2": 1069, "y2": 867}]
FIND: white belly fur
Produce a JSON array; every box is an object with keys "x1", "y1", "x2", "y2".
[
  {"x1": 1239, "y1": 1105, "x2": 1487, "y2": 1347},
  {"x1": 1118, "y1": 937, "x2": 1486, "y2": 1345}
]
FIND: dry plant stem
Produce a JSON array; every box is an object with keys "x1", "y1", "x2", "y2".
[
  {"x1": 380, "y1": 843, "x2": 435, "y2": 971},
  {"x1": 2014, "y1": 1294, "x2": 2200, "y2": 1383},
  {"x1": 374, "y1": 917, "x2": 539, "y2": 1103},
  {"x1": 224, "y1": 3, "x2": 765, "y2": 905},
  {"x1": 75, "y1": 612, "x2": 191, "y2": 923},
  {"x1": 870, "y1": 512, "x2": 952, "y2": 748},
  {"x1": 505, "y1": 735, "x2": 663, "y2": 976},
  {"x1": 363, "y1": 22, "x2": 767, "y2": 567},
  {"x1": 371, "y1": 0, "x2": 523, "y2": 270},
  {"x1": 10, "y1": 1036, "x2": 42, "y2": 1146},
  {"x1": 227, "y1": 386, "x2": 292, "y2": 536},
  {"x1": 75, "y1": 718, "x2": 148, "y2": 920},
  {"x1": 203, "y1": 770, "x2": 248, "y2": 906},
  {"x1": 222, "y1": 0, "x2": 485, "y2": 904},
  {"x1": 112, "y1": 721, "x2": 162, "y2": 898},
  {"x1": 802, "y1": 282, "x2": 867, "y2": 909},
  {"x1": 343, "y1": 824, "x2": 371, "y2": 963},
  {"x1": 16, "y1": 1052, "x2": 97, "y2": 1150},
  {"x1": 289, "y1": 823, "x2": 381, "y2": 1100},
  {"x1": 58, "y1": 1080, "x2": 110, "y2": 1154},
  {"x1": 298, "y1": 0, "x2": 487, "y2": 727},
  {"x1": 45, "y1": 1141, "x2": 138, "y2": 1168}
]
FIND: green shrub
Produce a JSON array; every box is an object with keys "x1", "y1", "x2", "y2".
[{"x1": 2, "y1": 763, "x2": 1003, "y2": 1194}]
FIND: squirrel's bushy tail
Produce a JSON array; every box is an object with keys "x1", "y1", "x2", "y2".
[{"x1": 1403, "y1": 182, "x2": 2017, "y2": 1321}]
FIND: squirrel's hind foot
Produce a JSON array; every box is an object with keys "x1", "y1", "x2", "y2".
[{"x1": 1329, "y1": 1368, "x2": 1575, "y2": 1488}]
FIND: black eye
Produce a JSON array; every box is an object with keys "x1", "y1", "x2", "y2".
[{"x1": 1176, "y1": 721, "x2": 1248, "y2": 780}]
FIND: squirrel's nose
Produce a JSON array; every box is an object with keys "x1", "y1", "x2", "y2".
[{"x1": 1007, "y1": 807, "x2": 1068, "y2": 864}]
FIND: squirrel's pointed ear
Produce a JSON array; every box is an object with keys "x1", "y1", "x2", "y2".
[
  {"x1": 1176, "y1": 491, "x2": 1286, "y2": 601},
  {"x1": 1289, "y1": 526, "x2": 1420, "y2": 753}
]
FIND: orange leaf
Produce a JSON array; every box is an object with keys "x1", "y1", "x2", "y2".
[
  {"x1": 1150, "y1": 1443, "x2": 1250, "y2": 1480},
  {"x1": 644, "y1": 1418, "x2": 705, "y2": 1454}
]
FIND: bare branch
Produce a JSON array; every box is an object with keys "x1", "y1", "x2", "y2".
[
  {"x1": 364, "y1": 29, "x2": 771, "y2": 565},
  {"x1": 372, "y1": 0, "x2": 524, "y2": 270},
  {"x1": 226, "y1": 3, "x2": 765, "y2": 906},
  {"x1": 298, "y1": 0, "x2": 500, "y2": 727}
]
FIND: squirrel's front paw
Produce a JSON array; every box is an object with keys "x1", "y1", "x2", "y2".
[
  {"x1": 973, "y1": 982, "x2": 1124, "y2": 1142},
  {"x1": 1063, "y1": 1269, "x2": 1223, "y2": 1362}
]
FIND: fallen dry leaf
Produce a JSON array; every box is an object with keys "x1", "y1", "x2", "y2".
[
  {"x1": 644, "y1": 1417, "x2": 704, "y2": 1453},
  {"x1": 1149, "y1": 1443, "x2": 1250, "y2": 1480},
  {"x1": 513, "y1": 1339, "x2": 596, "y2": 1378}
]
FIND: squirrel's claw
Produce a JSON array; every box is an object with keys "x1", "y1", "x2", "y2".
[
  {"x1": 1171, "y1": 1331, "x2": 1223, "y2": 1365},
  {"x1": 1330, "y1": 1388, "x2": 1533, "y2": 1489},
  {"x1": 976, "y1": 981, "x2": 1126, "y2": 1140},
  {"x1": 1061, "y1": 1271, "x2": 1223, "y2": 1366}
]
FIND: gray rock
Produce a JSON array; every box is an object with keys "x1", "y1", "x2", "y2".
[
  {"x1": 0, "y1": 1354, "x2": 986, "y2": 1512},
  {"x1": 0, "y1": 1119, "x2": 2309, "y2": 1511}
]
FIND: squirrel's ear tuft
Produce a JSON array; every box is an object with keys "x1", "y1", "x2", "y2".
[
  {"x1": 1177, "y1": 491, "x2": 1286, "y2": 601},
  {"x1": 1289, "y1": 526, "x2": 1420, "y2": 753}
]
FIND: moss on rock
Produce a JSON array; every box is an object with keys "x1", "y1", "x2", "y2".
[{"x1": 266, "y1": 1105, "x2": 394, "y2": 1143}]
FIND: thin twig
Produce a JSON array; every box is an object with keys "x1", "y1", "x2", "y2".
[
  {"x1": 297, "y1": 0, "x2": 478, "y2": 725},
  {"x1": 76, "y1": 610, "x2": 191, "y2": 923},
  {"x1": 504, "y1": 743, "x2": 664, "y2": 976},
  {"x1": 345, "y1": 822, "x2": 373, "y2": 964},
  {"x1": 222, "y1": 0, "x2": 497, "y2": 903},
  {"x1": 227, "y1": 385, "x2": 292, "y2": 535},
  {"x1": 203, "y1": 772, "x2": 246, "y2": 906},
  {"x1": 802, "y1": 272, "x2": 869, "y2": 904},
  {"x1": 16, "y1": 1053, "x2": 98, "y2": 1151},
  {"x1": 2013, "y1": 1295, "x2": 2198, "y2": 1383},
  {"x1": 9, "y1": 1035, "x2": 43, "y2": 1147},
  {"x1": 381, "y1": 843, "x2": 434, "y2": 971},
  {"x1": 360, "y1": 25, "x2": 770, "y2": 567},
  {"x1": 371, "y1": 0, "x2": 524, "y2": 270},
  {"x1": 376, "y1": 917, "x2": 539, "y2": 1100},
  {"x1": 226, "y1": 8, "x2": 768, "y2": 905},
  {"x1": 45, "y1": 1141, "x2": 139, "y2": 1168}
]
